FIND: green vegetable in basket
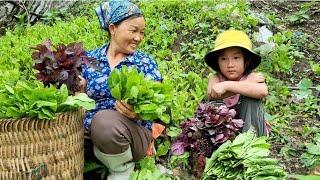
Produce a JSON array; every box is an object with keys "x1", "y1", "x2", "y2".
[{"x1": 0, "y1": 81, "x2": 95, "y2": 120}]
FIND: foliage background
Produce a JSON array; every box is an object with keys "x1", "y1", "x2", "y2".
[{"x1": 0, "y1": 0, "x2": 319, "y2": 178}]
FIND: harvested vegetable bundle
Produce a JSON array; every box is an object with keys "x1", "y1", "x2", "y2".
[
  {"x1": 202, "y1": 131, "x2": 286, "y2": 180},
  {"x1": 32, "y1": 39, "x2": 95, "y2": 95},
  {"x1": 108, "y1": 66, "x2": 173, "y2": 124},
  {"x1": 170, "y1": 102, "x2": 244, "y2": 177},
  {"x1": 0, "y1": 81, "x2": 95, "y2": 120}
]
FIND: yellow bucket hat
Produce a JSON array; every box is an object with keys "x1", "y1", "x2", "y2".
[{"x1": 205, "y1": 30, "x2": 261, "y2": 73}]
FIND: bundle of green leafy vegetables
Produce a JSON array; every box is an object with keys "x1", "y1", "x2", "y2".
[
  {"x1": 202, "y1": 131, "x2": 286, "y2": 180},
  {"x1": 109, "y1": 66, "x2": 173, "y2": 124},
  {"x1": 0, "y1": 81, "x2": 95, "y2": 120}
]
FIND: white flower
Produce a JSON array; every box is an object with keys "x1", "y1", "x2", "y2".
[{"x1": 96, "y1": 77, "x2": 107, "y2": 83}]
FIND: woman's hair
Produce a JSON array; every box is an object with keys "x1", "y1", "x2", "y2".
[
  {"x1": 215, "y1": 47, "x2": 253, "y2": 76},
  {"x1": 106, "y1": 14, "x2": 144, "y2": 36}
]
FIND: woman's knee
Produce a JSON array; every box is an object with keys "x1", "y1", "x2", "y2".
[{"x1": 90, "y1": 110, "x2": 128, "y2": 152}]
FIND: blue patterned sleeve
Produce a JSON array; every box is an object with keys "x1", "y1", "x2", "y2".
[{"x1": 140, "y1": 54, "x2": 163, "y2": 81}]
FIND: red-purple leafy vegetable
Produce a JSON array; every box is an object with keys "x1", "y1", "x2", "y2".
[
  {"x1": 171, "y1": 102, "x2": 244, "y2": 178},
  {"x1": 32, "y1": 39, "x2": 96, "y2": 94}
]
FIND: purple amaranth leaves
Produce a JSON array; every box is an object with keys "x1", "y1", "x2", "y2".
[
  {"x1": 171, "y1": 141, "x2": 185, "y2": 155},
  {"x1": 32, "y1": 39, "x2": 96, "y2": 95},
  {"x1": 218, "y1": 104, "x2": 229, "y2": 116},
  {"x1": 228, "y1": 109, "x2": 237, "y2": 118},
  {"x1": 171, "y1": 102, "x2": 244, "y2": 158},
  {"x1": 232, "y1": 119, "x2": 244, "y2": 128}
]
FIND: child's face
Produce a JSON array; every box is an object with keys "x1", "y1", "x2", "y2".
[{"x1": 218, "y1": 47, "x2": 245, "y2": 81}]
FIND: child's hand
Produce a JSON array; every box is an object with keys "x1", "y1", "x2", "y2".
[
  {"x1": 115, "y1": 100, "x2": 138, "y2": 119},
  {"x1": 246, "y1": 72, "x2": 265, "y2": 83},
  {"x1": 210, "y1": 83, "x2": 227, "y2": 99}
]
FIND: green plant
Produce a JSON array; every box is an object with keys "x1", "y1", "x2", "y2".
[
  {"x1": 131, "y1": 157, "x2": 173, "y2": 180},
  {"x1": 300, "y1": 133, "x2": 320, "y2": 169},
  {"x1": 288, "y1": 4, "x2": 310, "y2": 24},
  {"x1": 310, "y1": 61, "x2": 320, "y2": 76},
  {"x1": 109, "y1": 66, "x2": 174, "y2": 123},
  {"x1": 291, "y1": 78, "x2": 320, "y2": 117},
  {"x1": 0, "y1": 82, "x2": 95, "y2": 120}
]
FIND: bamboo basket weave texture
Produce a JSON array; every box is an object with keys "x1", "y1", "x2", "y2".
[{"x1": 0, "y1": 109, "x2": 85, "y2": 180}]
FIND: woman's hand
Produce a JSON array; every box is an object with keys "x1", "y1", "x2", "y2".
[
  {"x1": 78, "y1": 75, "x2": 87, "y2": 93},
  {"x1": 115, "y1": 100, "x2": 138, "y2": 119}
]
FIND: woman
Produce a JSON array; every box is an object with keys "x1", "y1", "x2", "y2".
[
  {"x1": 205, "y1": 30, "x2": 269, "y2": 136},
  {"x1": 80, "y1": 1, "x2": 163, "y2": 179}
]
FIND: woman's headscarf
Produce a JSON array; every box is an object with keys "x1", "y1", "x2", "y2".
[{"x1": 95, "y1": 0, "x2": 142, "y2": 31}]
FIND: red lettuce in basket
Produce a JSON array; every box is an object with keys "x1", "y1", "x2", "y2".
[{"x1": 32, "y1": 39, "x2": 96, "y2": 94}]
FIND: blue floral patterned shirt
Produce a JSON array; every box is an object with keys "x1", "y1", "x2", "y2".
[{"x1": 82, "y1": 44, "x2": 162, "y2": 131}]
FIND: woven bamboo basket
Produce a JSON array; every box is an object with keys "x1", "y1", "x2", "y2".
[{"x1": 0, "y1": 109, "x2": 85, "y2": 180}]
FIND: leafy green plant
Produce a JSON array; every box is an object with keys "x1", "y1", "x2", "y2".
[
  {"x1": 288, "y1": 4, "x2": 310, "y2": 24},
  {"x1": 290, "y1": 175, "x2": 320, "y2": 180},
  {"x1": 291, "y1": 78, "x2": 320, "y2": 117},
  {"x1": 310, "y1": 61, "x2": 320, "y2": 76},
  {"x1": 109, "y1": 66, "x2": 173, "y2": 123},
  {"x1": 293, "y1": 78, "x2": 313, "y2": 100},
  {"x1": 156, "y1": 140, "x2": 171, "y2": 157},
  {"x1": 300, "y1": 133, "x2": 320, "y2": 169},
  {"x1": 169, "y1": 152, "x2": 190, "y2": 170},
  {"x1": 259, "y1": 31, "x2": 304, "y2": 74},
  {"x1": 131, "y1": 156, "x2": 172, "y2": 180},
  {"x1": 0, "y1": 82, "x2": 95, "y2": 120}
]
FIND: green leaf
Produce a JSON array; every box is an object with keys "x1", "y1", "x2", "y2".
[
  {"x1": 292, "y1": 175, "x2": 320, "y2": 180},
  {"x1": 288, "y1": 15, "x2": 299, "y2": 23},
  {"x1": 111, "y1": 84, "x2": 122, "y2": 100},
  {"x1": 264, "y1": 112, "x2": 276, "y2": 121},
  {"x1": 166, "y1": 126, "x2": 182, "y2": 137},
  {"x1": 5, "y1": 85, "x2": 14, "y2": 94},
  {"x1": 306, "y1": 143, "x2": 320, "y2": 155},
  {"x1": 298, "y1": 78, "x2": 312, "y2": 91},
  {"x1": 138, "y1": 156, "x2": 156, "y2": 171},
  {"x1": 156, "y1": 140, "x2": 170, "y2": 156},
  {"x1": 310, "y1": 62, "x2": 320, "y2": 75},
  {"x1": 294, "y1": 89, "x2": 313, "y2": 100},
  {"x1": 160, "y1": 113, "x2": 170, "y2": 124},
  {"x1": 60, "y1": 93, "x2": 95, "y2": 110},
  {"x1": 130, "y1": 86, "x2": 139, "y2": 99},
  {"x1": 6, "y1": 107, "x2": 23, "y2": 118},
  {"x1": 84, "y1": 161, "x2": 104, "y2": 173},
  {"x1": 34, "y1": 100, "x2": 58, "y2": 111},
  {"x1": 40, "y1": 108, "x2": 54, "y2": 119}
]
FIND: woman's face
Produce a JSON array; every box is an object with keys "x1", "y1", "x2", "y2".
[
  {"x1": 109, "y1": 16, "x2": 145, "y2": 54},
  {"x1": 218, "y1": 47, "x2": 245, "y2": 81}
]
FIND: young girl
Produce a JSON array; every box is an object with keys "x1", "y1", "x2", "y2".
[{"x1": 205, "y1": 30, "x2": 269, "y2": 136}]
